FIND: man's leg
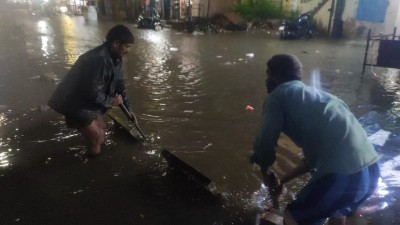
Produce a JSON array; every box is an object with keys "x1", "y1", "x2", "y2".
[
  {"x1": 328, "y1": 163, "x2": 380, "y2": 225},
  {"x1": 286, "y1": 163, "x2": 380, "y2": 225},
  {"x1": 79, "y1": 116, "x2": 106, "y2": 156}
]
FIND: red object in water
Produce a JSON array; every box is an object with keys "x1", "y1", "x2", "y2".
[{"x1": 246, "y1": 105, "x2": 254, "y2": 111}]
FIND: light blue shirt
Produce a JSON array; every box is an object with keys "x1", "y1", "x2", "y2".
[{"x1": 252, "y1": 80, "x2": 379, "y2": 178}]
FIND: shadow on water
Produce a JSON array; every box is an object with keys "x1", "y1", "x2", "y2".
[{"x1": 1, "y1": 4, "x2": 400, "y2": 224}]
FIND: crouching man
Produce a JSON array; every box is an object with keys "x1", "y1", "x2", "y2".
[{"x1": 48, "y1": 25, "x2": 135, "y2": 156}]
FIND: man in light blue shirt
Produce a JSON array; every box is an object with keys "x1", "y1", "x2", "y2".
[{"x1": 252, "y1": 54, "x2": 380, "y2": 225}]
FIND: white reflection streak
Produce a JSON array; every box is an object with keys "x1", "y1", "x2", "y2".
[
  {"x1": 252, "y1": 183, "x2": 269, "y2": 208},
  {"x1": 147, "y1": 33, "x2": 162, "y2": 43},
  {"x1": 143, "y1": 31, "x2": 168, "y2": 72},
  {"x1": 37, "y1": 20, "x2": 48, "y2": 34},
  {"x1": 0, "y1": 114, "x2": 6, "y2": 126},
  {"x1": 376, "y1": 178, "x2": 389, "y2": 197},
  {"x1": 0, "y1": 152, "x2": 9, "y2": 167},
  {"x1": 311, "y1": 69, "x2": 321, "y2": 90},
  {"x1": 380, "y1": 154, "x2": 400, "y2": 187},
  {"x1": 31, "y1": 133, "x2": 79, "y2": 143},
  {"x1": 37, "y1": 20, "x2": 51, "y2": 57},
  {"x1": 41, "y1": 36, "x2": 49, "y2": 56}
]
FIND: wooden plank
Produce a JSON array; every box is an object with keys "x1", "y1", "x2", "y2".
[
  {"x1": 161, "y1": 149, "x2": 219, "y2": 196},
  {"x1": 107, "y1": 109, "x2": 143, "y2": 142},
  {"x1": 118, "y1": 104, "x2": 146, "y2": 139},
  {"x1": 257, "y1": 208, "x2": 284, "y2": 225}
]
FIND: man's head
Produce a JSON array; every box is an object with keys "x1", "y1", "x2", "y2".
[
  {"x1": 266, "y1": 54, "x2": 302, "y2": 93},
  {"x1": 105, "y1": 24, "x2": 134, "y2": 59}
]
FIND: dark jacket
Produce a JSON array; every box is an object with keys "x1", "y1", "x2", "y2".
[{"x1": 48, "y1": 44, "x2": 129, "y2": 120}]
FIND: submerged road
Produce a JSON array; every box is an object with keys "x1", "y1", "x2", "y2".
[{"x1": 0, "y1": 3, "x2": 400, "y2": 225}]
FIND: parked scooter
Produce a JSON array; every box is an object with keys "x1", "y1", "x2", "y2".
[
  {"x1": 279, "y1": 13, "x2": 314, "y2": 40},
  {"x1": 137, "y1": 9, "x2": 163, "y2": 31}
]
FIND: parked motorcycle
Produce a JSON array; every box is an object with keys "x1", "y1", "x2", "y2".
[
  {"x1": 279, "y1": 13, "x2": 315, "y2": 40},
  {"x1": 137, "y1": 9, "x2": 163, "y2": 31}
]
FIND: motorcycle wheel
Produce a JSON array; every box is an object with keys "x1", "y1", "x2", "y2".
[
  {"x1": 138, "y1": 21, "x2": 145, "y2": 29},
  {"x1": 154, "y1": 23, "x2": 163, "y2": 31},
  {"x1": 306, "y1": 28, "x2": 314, "y2": 38}
]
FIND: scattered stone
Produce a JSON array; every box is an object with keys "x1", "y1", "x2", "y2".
[{"x1": 37, "y1": 105, "x2": 50, "y2": 112}]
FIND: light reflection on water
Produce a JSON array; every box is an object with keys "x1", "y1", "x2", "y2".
[
  {"x1": 380, "y1": 69, "x2": 400, "y2": 117},
  {"x1": 355, "y1": 178, "x2": 393, "y2": 216},
  {"x1": 250, "y1": 175, "x2": 396, "y2": 217},
  {"x1": 0, "y1": 112, "x2": 11, "y2": 169},
  {"x1": 0, "y1": 113, "x2": 6, "y2": 126},
  {"x1": 57, "y1": 15, "x2": 99, "y2": 69},
  {"x1": 135, "y1": 30, "x2": 205, "y2": 122},
  {"x1": 0, "y1": 152, "x2": 10, "y2": 167},
  {"x1": 31, "y1": 132, "x2": 79, "y2": 143},
  {"x1": 380, "y1": 154, "x2": 400, "y2": 187}
]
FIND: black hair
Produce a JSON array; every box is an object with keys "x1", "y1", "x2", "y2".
[
  {"x1": 105, "y1": 24, "x2": 134, "y2": 46},
  {"x1": 267, "y1": 54, "x2": 302, "y2": 82}
]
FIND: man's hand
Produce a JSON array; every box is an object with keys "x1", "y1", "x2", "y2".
[
  {"x1": 112, "y1": 94, "x2": 123, "y2": 106},
  {"x1": 261, "y1": 168, "x2": 283, "y2": 197}
]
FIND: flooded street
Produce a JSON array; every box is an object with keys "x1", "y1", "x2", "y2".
[{"x1": 1, "y1": 3, "x2": 400, "y2": 225}]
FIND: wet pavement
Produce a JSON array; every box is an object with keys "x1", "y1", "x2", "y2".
[{"x1": 1, "y1": 3, "x2": 400, "y2": 225}]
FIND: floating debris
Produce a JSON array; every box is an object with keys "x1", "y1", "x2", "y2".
[
  {"x1": 36, "y1": 105, "x2": 50, "y2": 112},
  {"x1": 368, "y1": 129, "x2": 391, "y2": 146},
  {"x1": 246, "y1": 105, "x2": 254, "y2": 111},
  {"x1": 192, "y1": 31, "x2": 205, "y2": 36},
  {"x1": 246, "y1": 53, "x2": 254, "y2": 58},
  {"x1": 0, "y1": 105, "x2": 8, "y2": 112},
  {"x1": 203, "y1": 143, "x2": 212, "y2": 150}
]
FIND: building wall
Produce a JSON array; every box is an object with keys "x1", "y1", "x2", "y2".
[
  {"x1": 198, "y1": 0, "x2": 400, "y2": 38},
  {"x1": 341, "y1": 0, "x2": 398, "y2": 37},
  {"x1": 396, "y1": 2, "x2": 400, "y2": 34},
  {"x1": 383, "y1": 0, "x2": 400, "y2": 35},
  {"x1": 298, "y1": 0, "x2": 325, "y2": 14},
  {"x1": 313, "y1": 0, "x2": 332, "y2": 34},
  {"x1": 282, "y1": 0, "x2": 298, "y2": 13},
  {"x1": 167, "y1": 0, "x2": 232, "y2": 20},
  {"x1": 208, "y1": 0, "x2": 235, "y2": 17},
  {"x1": 308, "y1": 0, "x2": 399, "y2": 38}
]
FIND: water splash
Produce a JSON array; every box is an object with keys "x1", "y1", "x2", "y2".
[
  {"x1": 380, "y1": 154, "x2": 400, "y2": 188},
  {"x1": 0, "y1": 151, "x2": 10, "y2": 167}
]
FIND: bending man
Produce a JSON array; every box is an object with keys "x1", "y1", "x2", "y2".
[{"x1": 252, "y1": 54, "x2": 380, "y2": 225}]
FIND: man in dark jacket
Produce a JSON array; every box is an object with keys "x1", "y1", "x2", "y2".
[{"x1": 48, "y1": 24, "x2": 135, "y2": 156}]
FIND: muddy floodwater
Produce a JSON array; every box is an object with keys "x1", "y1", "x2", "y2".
[{"x1": 1, "y1": 4, "x2": 400, "y2": 225}]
